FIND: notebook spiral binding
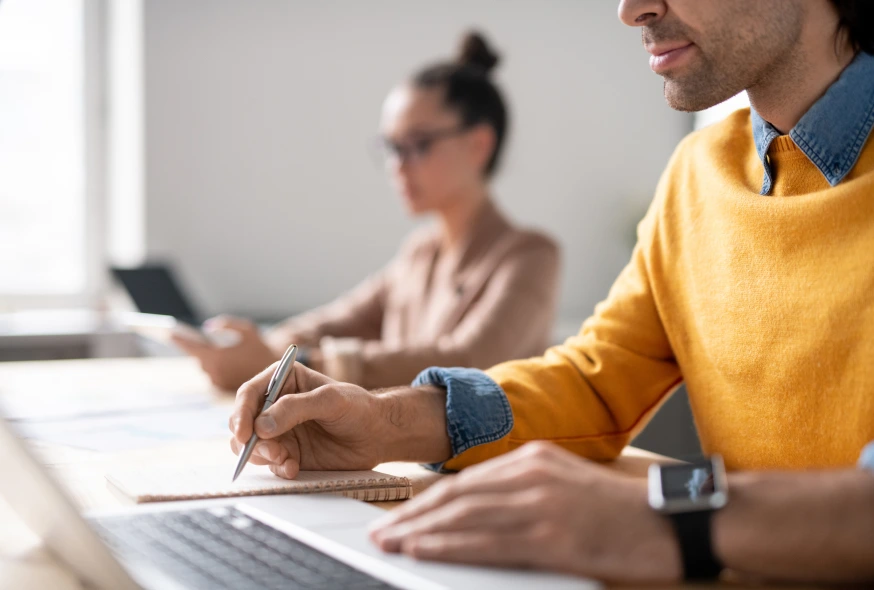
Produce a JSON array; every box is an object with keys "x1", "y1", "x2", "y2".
[{"x1": 139, "y1": 475, "x2": 413, "y2": 503}]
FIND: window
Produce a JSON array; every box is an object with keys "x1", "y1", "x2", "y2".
[{"x1": 0, "y1": 0, "x2": 92, "y2": 302}]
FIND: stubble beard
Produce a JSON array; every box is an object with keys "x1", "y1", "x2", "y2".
[{"x1": 646, "y1": 5, "x2": 804, "y2": 113}]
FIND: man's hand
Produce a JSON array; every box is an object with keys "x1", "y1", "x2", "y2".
[
  {"x1": 229, "y1": 363, "x2": 452, "y2": 479},
  {"x1": 172, "y1": 315, "x2": 278, "y2": 391},
  {"x1": 370, "y1": 442, "x2": 682, "y2": 584}
]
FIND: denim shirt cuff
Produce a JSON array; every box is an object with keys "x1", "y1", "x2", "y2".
[
  {"x1": 412, "y1": 367, "x2": 513, "y2": 473},
  {"x1": 859, "y1": 441, "x2": 874, "y2": 473}
]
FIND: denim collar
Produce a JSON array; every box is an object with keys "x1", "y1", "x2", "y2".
[{"x1": 751, "y1": 51, "x2": 874, "y2": 195}]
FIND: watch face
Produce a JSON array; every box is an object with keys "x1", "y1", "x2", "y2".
[
  {"x1": 660, "y1": 463, "x2": 716, "y2": 502},
  {"x1": 648, "y1": 457, "x2": 728, "y2": 513}
]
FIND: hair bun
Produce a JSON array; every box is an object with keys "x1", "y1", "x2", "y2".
[{"x1": 457, "y1": 31, "x2": 500, "y2": 74}]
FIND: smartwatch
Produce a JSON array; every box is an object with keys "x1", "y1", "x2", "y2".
[{"x1": 647, "y1": 455, "x2": 729, "y2": 580}]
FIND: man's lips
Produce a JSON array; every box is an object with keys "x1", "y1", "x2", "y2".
[
  {"x1": 646, "y1": 41, "x2": 693, "y2": 57},
  {"x1": 647, "y1": 42, "x2": 694, "y2": 74}
]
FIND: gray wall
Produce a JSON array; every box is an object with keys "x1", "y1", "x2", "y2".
[
  {"x1": 141, "y1": 1, "x2": 699, "y2": 457},
  {"x1": 142, "y1": 0, "x2": 691, "y2": 322}
]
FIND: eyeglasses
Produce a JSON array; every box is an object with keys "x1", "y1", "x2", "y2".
[{"x1": 377, "y1": 126, "x2": 471, "y2": 164}]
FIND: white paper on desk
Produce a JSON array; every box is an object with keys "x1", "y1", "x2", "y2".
[
  {"x1": 12, "y1": 406, "x2": 231, "y2": 452},
  {"x1": 0, "y1": 389, "x2": 214, "y2": 422}
]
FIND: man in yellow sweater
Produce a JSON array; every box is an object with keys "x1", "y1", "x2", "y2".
[{"x1": 228, "y1": 0, "x2": 874, "y2": 584}]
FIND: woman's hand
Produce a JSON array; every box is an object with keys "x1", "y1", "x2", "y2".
[{"x1": 172, "y1": 315, "x2": 279, "y2": 391}]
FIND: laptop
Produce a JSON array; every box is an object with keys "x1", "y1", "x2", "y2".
[{"x1": 0, "y1": 416, "x2": 599, "y2": 590}]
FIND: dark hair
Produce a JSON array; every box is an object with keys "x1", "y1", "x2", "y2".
[
  {"x1": 830, "y1": 0, "x2": 874, "y2": 55},
  {"x1": 413, "y1": 31, "x2": 509, "y2": 177}
]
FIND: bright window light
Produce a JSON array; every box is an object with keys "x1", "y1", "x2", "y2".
[
  {"x1": 0, "y1": 0, "x2": 86, "y2": 295},
  {"x1": 694, "y1": 91, "x2": 750, "y2": 131}
]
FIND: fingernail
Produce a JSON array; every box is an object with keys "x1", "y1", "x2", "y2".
[
  {"x1": 257, "y1": 446, "x2": 276, "y2": 461},
  {"x1": 231, "y1": 417, "x2": 240, "y2": 434},
  {"x1": 255, "y1": 415, "x2": 276, "y2": 434}
]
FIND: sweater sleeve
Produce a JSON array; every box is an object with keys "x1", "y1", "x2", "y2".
[
  {"x1": 266, "y1": 265, "x2": 392, "y2": 350},
  {"x1": 443, "y1": 194, "x2": 682, "y2": 470}
]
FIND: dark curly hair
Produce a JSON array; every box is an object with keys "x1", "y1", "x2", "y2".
[{"x1": 830, "y1": 0, "x2": 874, "y2": 54}]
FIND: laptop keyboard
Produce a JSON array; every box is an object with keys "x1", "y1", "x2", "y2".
[{"x1": 91, "y1": 506, "x2": 399, "y2": 590}]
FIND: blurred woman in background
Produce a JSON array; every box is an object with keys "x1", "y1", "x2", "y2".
[{"x1": 175, "y1": 31, "x2": 560, "y2": 391}]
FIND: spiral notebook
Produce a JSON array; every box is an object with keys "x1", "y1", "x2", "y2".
[{"x1": 106, "y1": 464, "x2": 413, "y2": 504}]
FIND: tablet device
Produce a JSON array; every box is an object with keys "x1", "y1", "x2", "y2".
[{"x1": 111, "y1": 264, "x2": 201, "y2": 325}]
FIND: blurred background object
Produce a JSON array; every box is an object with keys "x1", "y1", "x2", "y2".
[{"x1": 0, "y1": 0, "x2": 755, "y2": 457}]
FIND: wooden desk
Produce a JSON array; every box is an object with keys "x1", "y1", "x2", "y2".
[{"x1": 0, "y1": 358, "x2": 816, "y2": 590}]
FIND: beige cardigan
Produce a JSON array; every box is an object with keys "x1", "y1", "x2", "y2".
[{"x1": 268, "y1": 201, "x2": 560, "y2": 388}]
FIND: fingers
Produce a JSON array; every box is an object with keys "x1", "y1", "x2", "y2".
[
  {"x1": 203, "y1": 315, "x2": 256, "y2": 334},
  {"x1": 253, "y1": 384, "x2": 346, "y2": 439},
  {"x1": 269, "y1": 459, "x2": 301, "y2": 480},
  {"x1": 230, "y1": 359, "x2": 340, "y2": 444},
  {"x1": 228, "y1": 437, "x2": 270, "y2": 466},
  {"x1": 372, "y1": 469, "x2": 524, "y2": 534},
  {"x1": 230, "y1": 360, "x2": 287, "y2": 442},
  {"x1": 373, "y1": 442, "x2": 594, "y2": 535},
  {"x1": 399, "y1": 530, "x2": 535, "y2": 568},
  {"x1": 228, "y1": 435, "x2": 300, "y2": 477},
  {"x1": 171, "y1": 333, "x2": 214, "y2": 357},
  {"x1": 372, "y1": 445, "x2": 553, "y2": 529},
  {"x1": 371, "y1": 492, "x2": 533, "y2": 552},
  {"x1": 291, "y1": 362, "x2": 337, "y2": 392}
]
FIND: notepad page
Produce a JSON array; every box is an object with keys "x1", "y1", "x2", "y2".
[{"x1": 106, "y1": 464, "x2": 412, "y2": 503}]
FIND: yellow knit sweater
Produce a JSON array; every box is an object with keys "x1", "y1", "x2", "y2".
[{"x1": 446, "y1": 109, "x2": 874, "y2": 472}]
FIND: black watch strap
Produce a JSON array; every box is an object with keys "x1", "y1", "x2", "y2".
[{"x1": 670, "y1": 510, "x2": 723, "y2": 580}]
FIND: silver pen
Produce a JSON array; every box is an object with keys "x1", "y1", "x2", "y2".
[{"x1": 232, "y1": 344, "x2": 298, "y2": 482}]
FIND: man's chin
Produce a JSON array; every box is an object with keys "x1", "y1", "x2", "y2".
[{"x1": 663, "y1": 80, "x2": 730, "y2": 113}]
